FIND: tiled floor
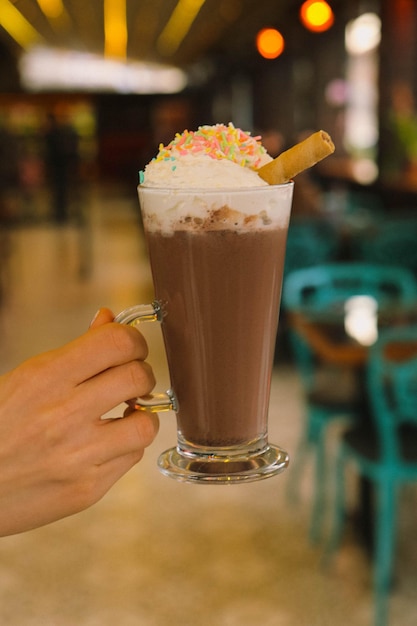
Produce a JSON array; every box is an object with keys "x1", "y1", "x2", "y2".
[{"x1": 0, "y1": 185, "x2": 416, "y2": 625}]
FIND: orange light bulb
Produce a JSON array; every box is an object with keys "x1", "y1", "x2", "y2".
[
  {"x1": 256, "y1": 28, "x2": 285, "y2": 59},
  {"x1": 300, "y1": 0, "x2": 334, "y2": 33}
]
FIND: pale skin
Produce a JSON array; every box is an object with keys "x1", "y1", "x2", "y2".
[{"x1": 0, "y1": 308, "x2": 159, "y2": 537}]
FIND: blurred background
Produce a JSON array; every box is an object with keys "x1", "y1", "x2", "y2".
[
  {"x1": 1, "y1": 0, "x2": 416, "y2": 211},
  {"x1": 1, "y1": 1, "x2": 417, "y2": 625}
]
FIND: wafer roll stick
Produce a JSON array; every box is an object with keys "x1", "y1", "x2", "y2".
[{"x1": 257, "y1": 130, "x2": 335, "y2": 185}]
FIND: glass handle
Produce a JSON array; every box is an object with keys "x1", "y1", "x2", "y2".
[
  {"x1": 114, "y1": 302, "x2": 177, "y2": 413},
  {"x1": 114, "y1": 301, "x2": 164, "y2": 326}
]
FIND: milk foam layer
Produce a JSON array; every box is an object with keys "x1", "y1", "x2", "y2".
[{"x1": 138, "y1": 185, "x2": 294, "y2": 235}]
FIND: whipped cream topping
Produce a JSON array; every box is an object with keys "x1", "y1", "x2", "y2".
[{"x1": 140, "y1": 123, "x2": 273, "y2": 189}]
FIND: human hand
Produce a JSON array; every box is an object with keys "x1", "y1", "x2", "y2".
[{"x1": 0, "y1": 308, "x2": 159, "y2": 536}]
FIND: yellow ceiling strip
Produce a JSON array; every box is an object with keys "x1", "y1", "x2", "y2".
[
  {"x1": 36, "y1": 0, "x2": 64, "y2": 19},
  {"x1": 104, "y1": 0, "x2": 127, "y2": 59},
  {"x1": 157, "y1": 0, "x2": 206, "y2": 56},
  {"x1": 36, "y1": 0, "x2": 71, "y2": 35},
  {"x1": 0, "y1": 0, "x2": 44, "y2": 49}
]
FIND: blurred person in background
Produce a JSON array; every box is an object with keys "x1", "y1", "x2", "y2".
[
  {"x1": 43, "y1": 112, "x2": 80, "y2": 223},
  {"x1": 0, "y1": 116, "x2": 20, "y2": 223}
]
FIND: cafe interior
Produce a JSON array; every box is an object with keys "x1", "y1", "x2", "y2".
[{"x1": 1, "y1": 0, "x2": 417, "y2": 624}]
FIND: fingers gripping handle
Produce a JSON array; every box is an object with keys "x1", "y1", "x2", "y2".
[
  {"x1": 115, "y1": 302, "x2": 177, "y2": 413},
  {"x1": 132, "y1": 389, "x2": 177, "y2": 413},
  {"x1": 114, "y1": 302, "x2": 164, "y2": 326}
]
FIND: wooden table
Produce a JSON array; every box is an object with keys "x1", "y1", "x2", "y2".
[{"x1": 288, "y1": 302, "x2": 417, "y2": 367}]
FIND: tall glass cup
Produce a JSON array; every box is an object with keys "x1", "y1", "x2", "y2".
[{"x1": 116, "y1": 183, "x2": 293, "y2": 484}]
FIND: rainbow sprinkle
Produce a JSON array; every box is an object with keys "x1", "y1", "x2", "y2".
[{"x1": 153, "y1": 123, "x2": 268, "y2": 170}]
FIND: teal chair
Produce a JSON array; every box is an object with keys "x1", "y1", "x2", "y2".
[
  {"x1": 326, "y1": 325, "x2": 417, "y2": 626},
  {"x1": 284, "y1": 218, "x2": 338, "y2": 276},
  {"x1": 346, "y1": 189, "x2": 384, "y2": 215},
  {"x1": 277, "y1": 217, "x2": 339, "y2": 364},
  {"x1": 282, "y1": 263, "x2": 417, "y2": 543},
  {"x1": 353, "y1": 216, "x2": 417, "y2": 277}
]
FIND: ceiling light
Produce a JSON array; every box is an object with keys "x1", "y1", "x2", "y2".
[
  {"x1": 36, "y1": 0, "x2": 71, "y2": 34},
  {"x1": 300, "y1": 0, "x2": 334, "y2": 33},
  {"x1": 256, "y1": 28, "x2": 285, "y2": 59},
  {"x1": 19, "y1": 47, "x2": 188, "y2": 94},
  {"x1": 0, "y1": 0, "x2": 44, "y2": 49},
  {"x1": 157, "y1": 0, "x2": 206, "y2": 56},
  {"x1": 104, "y1": 0, "x2": 127, "y2": 58},
  {"x1": 345, "y1": 13, "x2": 381, "y2": 55},
  {"x1": 36, "y1": 0, "x2": 64, "y2": 19}
]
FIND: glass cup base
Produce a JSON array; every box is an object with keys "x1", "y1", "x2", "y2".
[{"x1": 157, "y1": 444, "x2": 289, "y2": 484}]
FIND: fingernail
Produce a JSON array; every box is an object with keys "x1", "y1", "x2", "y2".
[{"x1": 89, "y1": 309, "x2": 101, "y2": 327}]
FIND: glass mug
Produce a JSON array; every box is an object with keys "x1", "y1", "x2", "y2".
[{"x1": 115, "y1": 183, "x2": 294, "y2": 484}]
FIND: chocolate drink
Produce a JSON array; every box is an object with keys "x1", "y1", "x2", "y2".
[{"x1": 145, "y1": 224, "x2": 288, "y2": 448}]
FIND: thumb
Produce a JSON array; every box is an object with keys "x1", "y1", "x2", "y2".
[{"x1": 89, "y1": 307, "x2": 115, "y2": 329}]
